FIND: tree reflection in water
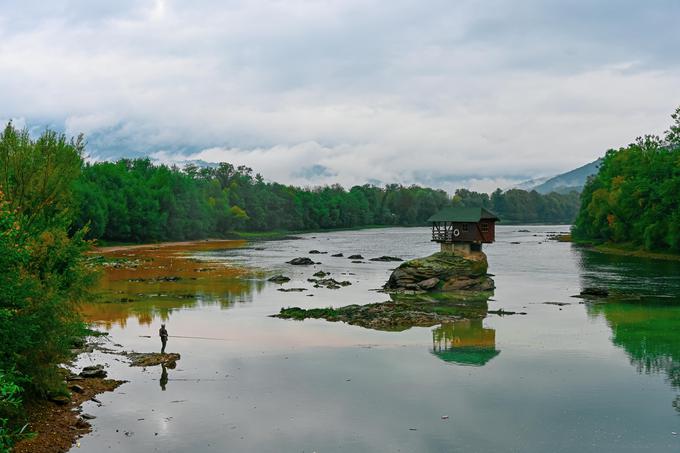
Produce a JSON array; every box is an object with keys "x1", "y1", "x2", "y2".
[
  {"x1": 81, "y1": 240, "x2": 264, "y2": 328},
  {"x1": 578, "y1": 249, "x2": 680, "y2": 413},
  {"x1": 431, "y1": 319, "x2": 499, "y2": 366}
]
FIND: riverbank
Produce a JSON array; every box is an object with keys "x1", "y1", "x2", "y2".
[
  {"x1": 93, "y1": 238, "x2": 246, "y2": 253},
  {"x1": 94, "y1": 223, "x2": 575, "y2": 248},
  {"x1": 93, "y1": 224, "x2": 402, "y2": 249},
  {"x1": 577, "y1": 242, "x2": 680, "y2": 262},
  {"x1": 12, "y1": 377, "x2": 124, "y2": 453}
]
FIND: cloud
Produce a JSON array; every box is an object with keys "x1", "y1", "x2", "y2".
[{"x1": 1, "y1": 0, "x2": 679, "y2": 193}]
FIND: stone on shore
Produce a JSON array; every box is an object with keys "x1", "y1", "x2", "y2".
[
  {"x1": 80, "y1": 365, "x2": 107, "y2": 378},
  {"x1": 385, "y1": 251, "x2": 494, "y2": 292}
]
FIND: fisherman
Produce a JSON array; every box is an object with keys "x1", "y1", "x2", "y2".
[{"x1": 159, "y1": 323, "x2": 168, "y2": 354}]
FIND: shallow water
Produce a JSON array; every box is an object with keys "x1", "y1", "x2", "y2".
[{"x1": 74, "y1": 226, "x2": 680, "y2": 452}]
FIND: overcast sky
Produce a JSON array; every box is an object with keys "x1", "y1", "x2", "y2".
[{"x1": 1, "y1": 0, "x2": 679, "y2": 192}]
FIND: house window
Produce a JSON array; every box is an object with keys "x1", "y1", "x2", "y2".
[
  {"x1": 480, "y1": 222, "x2": 489, "y2": 233},
  {"x1": 462, "y1": 223, "x2": 468, "y2": 232}
]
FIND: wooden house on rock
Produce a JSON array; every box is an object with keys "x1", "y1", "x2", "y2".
[{"x1": 428, "y1": 207, "x2": 499, "y2": 254}]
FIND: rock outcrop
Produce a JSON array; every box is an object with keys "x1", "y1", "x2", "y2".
[
  {"x1": 370, "y1": 256, "x2": 403, "y2": 262},
  {"x1": 268, "y1": 275, "x2": 291, "y2": 283},
  {"x1": 125, "y1": 352, "x2": 181, "y2": 367},
  {"x1": 80, "y1": 365, "x2": 107, "y2": 378},
  {"x1": 274, "y1": 303, "x2": 462, "y2": 331},
  {"x1": 385, "y1": 251, "x2": 494, "y2": 292},
  {"x1": 287, "y1": 257, "x2": 315, "y2": 265}
]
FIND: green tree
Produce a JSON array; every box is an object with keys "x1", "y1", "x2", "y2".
[
  {"x1": 573, "y1": 106, "x2": 680, "y2": 252},
  {"x1": 0, "y1": 123, "x2": 95, "y2": 449}
]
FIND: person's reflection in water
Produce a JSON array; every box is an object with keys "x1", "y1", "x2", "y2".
[{"x1": 160, "y1": 364, "x2": 168, "y2": 391}]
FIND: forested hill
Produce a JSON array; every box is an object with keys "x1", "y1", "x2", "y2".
[
  {"x1": 71, "y1": 157, "x2": 581, "y2": 243},
  {"x1": 532, "y1": 159, "x2": 602, "y2": 194},
  {"x1": 573, "y1": 106, "x2": 680, "y2": 252}
]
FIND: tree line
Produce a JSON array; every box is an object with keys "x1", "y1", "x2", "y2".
[
  {"x1": 573, "y1": 106, "x2": 680, "y2": 252},
  {"x1": 452, "y1": 188, "x2": 580, "y2": 224},
  {"x1": 72, "y1": 160, "x2": 582, "y2": 243},
  {"x1": 72, "y1": 159, "x2": 452, "y2": 242}
]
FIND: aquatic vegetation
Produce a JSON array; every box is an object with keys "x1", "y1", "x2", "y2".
[{"x1": 275, "y1": 289, "x2": 493, "y2": 331}]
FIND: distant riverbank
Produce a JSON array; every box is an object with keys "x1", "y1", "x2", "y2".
[
  {"x1": 574, "y1": 242, "x2": 680, "y2": 262},
  {"x1": 94, "y1": 223, "x2": 575, "y2": 249},
  {"x1": 594, "y1": 244, "x2": 680, "y2": 262}
]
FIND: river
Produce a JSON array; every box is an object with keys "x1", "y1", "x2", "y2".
[{"x1": 73, "y1": 225, "x2": 680, "y2": 452}]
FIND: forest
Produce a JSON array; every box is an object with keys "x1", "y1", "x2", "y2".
[
  {"x1": 452, "y1": 188, "x2": 580, "y2": 225},
  {"x1": 72, "y1": 159, "x2": 581, "y2": 243},
  {"x1": 573, "y1": 106, "x2": 680, "y2": 252}
]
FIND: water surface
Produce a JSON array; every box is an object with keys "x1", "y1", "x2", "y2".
[{"x1": 74, "y1": 226, "x2": 680, "y2": 452}]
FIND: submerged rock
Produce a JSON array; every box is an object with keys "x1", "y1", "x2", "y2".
[
  {"x1": 369, "y1": 256, "x2": 403, "y2": 262},
  {"x1": 308, "y1": 250, "x2": 327, "y2": 254},
  {"x1": 331, "y1": 253, "x2": 344, "y2": 257},
  {"x1": 274, "y1": 303, "x2": 461, "y2": 331},
  {"x1": 287, "y1": 257, "x2": 315, "y2": 265},
  {"x1": 312, "y1": 270, "x2": 328, "y2": 278},
  {"x1": 579, "y1": 287, "x2": 609, "y2": 298},
  {"x1": 308, "y1": 277, "x2": 352, "y2": 289},
  {"x1": 268, "y1": 275, "x2": 291, "y2": 283},
  {"x1": 347, "y1": 254, "x2": 364, "y2": 260},
  {"x1": 385, "y1": 251, "x2": 493, "y2": 293}
]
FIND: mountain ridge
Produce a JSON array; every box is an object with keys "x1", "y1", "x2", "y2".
[{"x1": 515, "y1": 159, "x2": 602, "y2": 194}]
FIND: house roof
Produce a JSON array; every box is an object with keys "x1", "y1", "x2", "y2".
[
  {"x1": 427, "y1": 207, "x2": 500, "y2": 223},
  {"x1": 432, "y1": 348, "x2": 500, "y2": 366}
]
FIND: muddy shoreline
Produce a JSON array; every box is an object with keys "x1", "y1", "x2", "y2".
[{"x1": 12, "y1": 377, "x2": 124, "y2": 453}]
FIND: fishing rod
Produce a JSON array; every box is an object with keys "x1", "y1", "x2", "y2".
[{"x1": 138, "y1": 335, "x2": 232, "y2": 341}]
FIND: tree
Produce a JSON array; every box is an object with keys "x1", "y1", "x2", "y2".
[{"x1": 573, "y1": 106, "x2": 680, "y2": 252}]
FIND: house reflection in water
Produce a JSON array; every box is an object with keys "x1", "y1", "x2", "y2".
[{"x1": 431, "y1": 319, "x2": 499, "y2": 366}]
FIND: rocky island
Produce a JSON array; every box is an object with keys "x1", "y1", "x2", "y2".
[
  {"x1": 275, "y1": 207, "x2": 501, "y2": 330},
  {"x1": 384, "y1": 250, "x2": 494, "y2": 292}
]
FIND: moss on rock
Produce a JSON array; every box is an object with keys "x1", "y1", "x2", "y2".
[{"x1": 385, "y1": 251, "x2": 493, "y2": 292}]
